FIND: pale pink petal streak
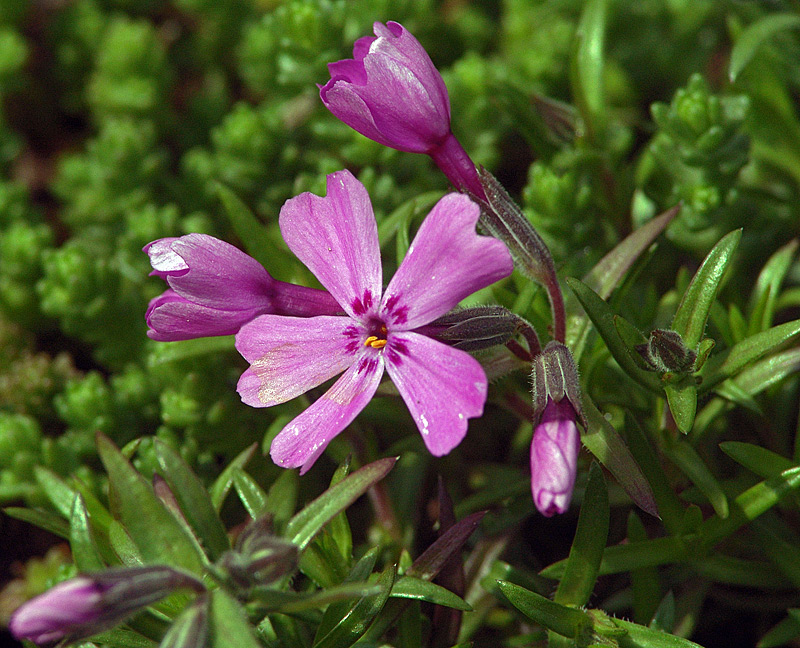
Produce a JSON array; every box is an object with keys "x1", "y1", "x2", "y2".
[
  {"x1": 270, "y1": 355, "x2": 385, "y2": 474},
  {"x1": 236, "y1": 315, "x2": 359, "y2": 407},
  {"x1": 384, "y1": 332, "x2": 487, "y2": 456},
  {"x1": 279, "y1": 170, "x2": 382, "y2": 320},
  {"x1": 381, "y1": 193, "x2": 513, "y2": 329}
]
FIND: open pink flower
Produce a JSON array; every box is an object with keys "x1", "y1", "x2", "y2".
[
  {"x1": 320, "y1": 22, "x2": 484, "y2": 198},
  {"x1": 145, "y1": 234, "x2": 341, "y2": 341},
  {"x1": 236, "y1": 170, "x2": 513, "y2": 473}
]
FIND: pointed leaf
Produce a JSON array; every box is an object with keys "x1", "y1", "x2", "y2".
[
  {"x1": 729, "y1": 14, "x2": 800, "y2": 81},
  {"x1": 252, "y1": 581, "x2": 381, "y2": 614},
  {"x1": 567, "y1": 278, "x2": 663, "y2": 391},
  {"x1": 567, "y1": 205, "x2": 678, "y2": 358},
  {"x1": 554, "y1": 463, "x2": 609, "y2": 608},
  {"x1": 264, "y1": 468, "x2": 300, "y2": 529},
  {"x1": 719, "y1": 442, "x2": 793, "y2": 478},
  {"x1": 581, "y1": 396, "x2": 658, "y2": 517},
  {"x1": 215, "y1": 182, "x2": 277, "y2": 268},
  {"x1": 312, "y1": 564, "x2": 396, "y2": 648},
  {"x1": 287, "y1": 457, "x2": 397, "y2": 551},
  {"x1": 699, "y1": 319, "x2": 800, "y2": 392},
  {"x1": 3, "y1": 506, "x2": 70, "y2": 538},
  {"x1": 160, "y1": 595, "x2": 208, "y2": 648},
  {"x1": 97, "y1": 434, "x2": 206, "y2": 573},
  {"x1": 748, "y1": 239, "x2": 798, "y2": 334},
  {"x1": 757, "y1": 611, "x2": 800, "y2": 648},
  {"x1": 663, "y1": 440, "x2": 728, "y2": 518},
  {"x1": 407, "y1": 511, "x2": 485, "y2": 581},
  {"x1": 208, "y1": 589, "x2": 262, "y2": 648},
  {"x1": 70, "y1": 493, "x2": 105, "y2": 572},
  {"x1": 232, "y1": 468, "x2": 268, "y2": 519},
  {"x1": 497, "y1": 580, "x2": 589, "y2": 639},
  {"x1": 613, "y1": 616, "x2": 704, "y2": 647},
  {"x1": 671, "y1": 230, "x2": 741, "y2": 350},
  {"x1": 391, "y1": 576, "x2": 472, "y2": 611},
  {"x1": 664, "y1": 380, "x2": 697, "y2": 434},
  {"x1": 210, "y1": 443, "x2": 257, "y2": 511},
  {"x1": 33, "y1": 467, "x2": 76, "y2": 518},
  {"x1": 155, "y1": 440, "x2": 230, "y2": 561},
  {"x1": 570, "y1": 0, "x2": 608, "y2": 140}
]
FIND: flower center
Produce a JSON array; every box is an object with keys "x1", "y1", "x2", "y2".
[{"x1": 364, "y1": 325, "x2": 388, "y2": 349}]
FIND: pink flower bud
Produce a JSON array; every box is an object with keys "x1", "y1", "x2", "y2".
[{"x1": 530, "y1": 398, "x2": 580, "y2": 517}]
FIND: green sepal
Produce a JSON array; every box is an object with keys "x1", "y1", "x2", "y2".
[
  {"x1": 554, "y1": 463, "x2": 609, "y2": 608},
  {"x1": 698, "y1": 319, "x2": 800, "y2": 392},
  {"x1": 729, "y1": 14, "x2": 800, "y2": 81},
  {"x1": 390, "y1": 576, "x2": 472, "y2": 611},
  {"x1": 671, "y1": 230, "x2": 741, "y2": 351},
  {"x1": 663, "y1": 439, "x2": 727, "y2": 518},
  {"x1": 208, "y1": 588, "x2": 262, "y2": 648},
  {"x1": 155, "y1": 439, "x2": 230, "y2": 561},
  {"x1": 286, "y1": 457, "x2": 397, "y2": 552},
  {"x1": 97, "y1": 433, "x2": 206, "y2": 573},
  {"x1": 581, "y1": 396, "x2": 658, "y2": 517},
  {"x1": 160, "y1": 595, "x2": 208, "y2": 648},
  {"x1": 210, "y1": 443, "x2": 257, "y2": 512},
  {"x1": 567, "y1": 278, "x2": 663, "y2": 392},
  {"x1": 663, "y1": 379, "x2": 697, "y2": 434}
]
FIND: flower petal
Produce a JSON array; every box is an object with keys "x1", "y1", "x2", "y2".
[
  {"x1": 383, "y1": 331, "x2": 487, "y2": 456},
  {"x1": 162, "y1": 234, "x2": 275, "y2": 310},
  {"x1": 279, "y1": 170, "x2": 382, "y2": 321},
  {"x1": 270, "y1": 354, "x2": 384, "y2": 474},
  {"x1": 146, "y1": 290, "x2": 265, "y2": 341},
  {"x1": 381, "y1": 193, "x2": 513, "y2": 329},
  {"x1": 236, "y1": 315, "x2": 360, "y2": 407}
]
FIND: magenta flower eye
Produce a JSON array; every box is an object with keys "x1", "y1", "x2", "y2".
[{"x1": 235, "y1": 170, "x2": 513, "y2": 473}]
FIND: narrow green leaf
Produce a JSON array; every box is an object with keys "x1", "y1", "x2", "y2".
[
  {"x1": 664, "y1": 380, "x2": 697, "y2": 434},
  {"x1": 391, "y1": 576, "x2": 472, "y2": 611},
  {"x1": 699, "y1": 319, "x2": 800, "y2": 392},
  {"x1": 628, "y1": 512, "x2": 661, "y2": 625},
  {"x1": 312, "y1": 564, "x2": 396, "y2": 648},
  {"x1": 286, "y1": 457, "x2": 397, "y2": 551},
  {"x1": 671, "y1": 230, "x2": 741, "y2": 350},
  {"x1": 210, "y1": 443, "x2": 257, "y2": 512},
  {"x1": 148, "y1": 336, "x2": 235, "y2": 367},
  {"x1": 215, "y1": 182, "x2": 277, "y2": 268},
  {"x1": 649, "y1": 591, "x2": 676, "y2": 633},
  {"x1": 749, "y1": 239, "x2": 798, "y2": 334},
  {"x1": 719, "y1": 442, "x2": 793, "y2": 478},
  {"x1": 554, "y1": 463, "x2": 609, "y2": 608},
  {"x1": 730, "y1": 14, "x2": 800, "y2": 81},
  {"x1": 378, "y1": 191, "x2": 442, "y2": 248},
  {"x1": 33, "y1": 467, "x2": 75, "y2": 518},
  {"x1": 70, "y1": 493, "x2": 105, "y2": 572},
  {"x1": 614, "y1": 616, "x2": 704, "y2": 647},
  {"x1": 155, "y1": 440, "x2": 230, "y2": 561},
  {"x1": 567, "y1": 278, "x2": 663, "y2": 392},
  {"x1": 327, "y1": 459, "x2": 354, "y2": 563},
  {"x1": 663, "y1": 440, "x2": 728, "y2": 518},
  {"x1": 208, "y1": 589, "x2": 262, "y2": 648},
  {"x1": 581, "y1": 396, "x2": 658, "y2": 517},
  {"x1": 622, "y1": 412, "x2": 685, "y2": 535},
  {"x1": 497, "y1": 580, "x2": 589, "y2": 639},
  {"x1": 97, "y1": 434, "x2": 205, "y2": 573},
  {"x1": 232, "y1": 468, "x2": 268, "y2": 519},
  {"x1": 108, "y1": 519, "x2": 144, "y2": 565},
  {"x1": 570, "y1": 0, "x2": 608, "y2": 140},
  {"x1": 567, "y1": 205, "x2": 679, "y2": 359},
  {"x1": 541, "y1": 536, "x2": 687, "y2": 579},
  {"x1": 264, "y1": 468, "x2": 300, "y2": 529},
  {"x1": 701, "y1": 466, "x2": 800, "y2": 549},
  {"x1": 299, "y1": 533, "x2": 350, "y2": 587},
  {"x1": 757, "y1": 611, "x2": 800, "y2": 648},
  {"x1": 407, "y1": 511, "x2": 485, "y2": 581},
  {"x1": 3, "y1": 506, "x2": 70, "y2": 539},
  {"x1": 252, "y1": 581, "x2": 381, "y2": 614}
]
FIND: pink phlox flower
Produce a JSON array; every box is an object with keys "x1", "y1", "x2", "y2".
[
  {"x1": 144, "y1": 233, "x2": 341, "y2": 341},
  {"x1": 530, "y1": 398, "x2": 580, "y2": 517},
  {"x1": 236, "y1": 170, "x2": 513, "y2": 473}
]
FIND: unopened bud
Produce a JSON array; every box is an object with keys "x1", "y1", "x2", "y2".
[
  {"x1": 635, "y1": 329, "x2": 697, "y2": 374},
  {"x1": 432, "y1": 306, "x2": 519, "y2": 351},
  {"x1": 9, "y1": 566, "x2": 205, "y2": 645},
  {"x1": 530, "y1": 341, "x2": 585, "y2": 428}
]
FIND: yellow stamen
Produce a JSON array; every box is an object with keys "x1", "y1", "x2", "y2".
[
  {"x1": 369, "y1": 339, "x2": 387, "y2": 349},
  {"x1": 364, "y1": 336, "x2": 379, "y2": 346}
]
